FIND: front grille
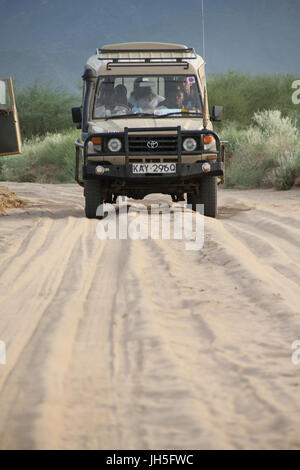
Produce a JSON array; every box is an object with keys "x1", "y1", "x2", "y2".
[
  {"x1": 128, "y1": 158, "x2": 143, "y2": 163},
  {"x1": 128, "y1": 135, "x2": 178, "y2": 154}
]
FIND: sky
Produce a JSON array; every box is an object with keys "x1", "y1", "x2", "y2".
[{"x1": 0, "y1": 0, "x2": 299, "y2": 91}]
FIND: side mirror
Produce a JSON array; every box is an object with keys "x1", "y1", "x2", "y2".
[
  {"x1": 72, "y1": 106, "x2": 82, "y2": 124},
  {"x1": 211, "y1": 105, "x2": 223, "y2": 122}
]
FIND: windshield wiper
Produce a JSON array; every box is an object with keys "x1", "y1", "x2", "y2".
[
  {"x1": 155, "y1": 111, "x2": 203, "y2": 118},
  {"x1": 103, "y1": 111, "x2": 203, "y2": 120},
  {"x1": 104, "y1": 113, "x2": 156, "y2": 120}
]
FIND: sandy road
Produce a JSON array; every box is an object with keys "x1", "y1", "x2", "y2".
[{"x1": 0, "y1": 182, "x2": 299, "y2": 450}]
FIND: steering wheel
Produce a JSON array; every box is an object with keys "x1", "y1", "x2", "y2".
[{"x1": 114, "y1": 104, "x2": 132, "y2": 112}]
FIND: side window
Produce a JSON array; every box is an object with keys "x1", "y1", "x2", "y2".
[{"x1": 0, "y1": 79, "x2": 12, "y2": 110}]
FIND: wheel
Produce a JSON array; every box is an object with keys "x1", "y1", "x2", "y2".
[
  {"x1": 186, "y1": 192, "x2": 202, "y2": 213},
  {"x1": 186, "y1": 192, "x2": 197, "y2": 210},
  {"x1": 186, "y1": 176, "x2": 217, "y2": 218},
  {"x1": 199, "y1": 176, "x2": 217, "y2": 218},
  {"x1": 84, "y1": 179, "x2": 103, "y2": 219}
]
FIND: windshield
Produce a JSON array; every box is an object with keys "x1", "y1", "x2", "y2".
[{"x1": 93, "y1": 75, "x2": 203, "y2": 119}]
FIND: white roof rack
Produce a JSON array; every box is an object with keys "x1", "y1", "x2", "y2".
[
  {"x1": 95, "y1": 42, "x2": 197, "y2": 70},
  {"x1": 98, "y1": 42, "x2": 193, "y2": 53}
]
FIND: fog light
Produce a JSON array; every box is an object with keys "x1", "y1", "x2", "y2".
[
  {"x1": 95, "y1": 165, "x2": 105, "y2": 175},
  {"x1": 202, "y1": 162, "x2": 211, "y2": 173}
]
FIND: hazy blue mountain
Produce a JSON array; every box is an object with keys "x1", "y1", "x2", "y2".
[{"x1": 0, "y1": 0, "x2": 299, "y2": 92}]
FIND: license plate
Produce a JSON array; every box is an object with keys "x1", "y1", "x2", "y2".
[{"x1": 131, "y1": 163, "x2": 176, "y2": 174}]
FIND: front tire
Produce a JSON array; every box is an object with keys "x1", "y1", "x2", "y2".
[
  {"x1": 186, "y1": 192, "x2": 195, "y2": 207},
  {"x1": 200, "y1": 176, "x2": 217, "y2": 218},
  {"x1": 186, "y1": 176, "x2": 217, "y2": 218},
  {"x1": 84, "y1": 179, "x2": 103, "y2": 219}
]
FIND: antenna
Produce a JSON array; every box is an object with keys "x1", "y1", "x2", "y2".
[
  {"x1": 201, "y1": 0, "x2": 205, "y2": 60},
  {"x1": 203, "y1": 85, "x2": 208, "y2": 129}
]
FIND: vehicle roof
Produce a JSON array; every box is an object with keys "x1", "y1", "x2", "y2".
[
  {"x1": 85, "y1": 42, "x2": 205, "y2": 76},
  {"x1": 101, "y1": 42, "x2": 190, "y2": 51}
]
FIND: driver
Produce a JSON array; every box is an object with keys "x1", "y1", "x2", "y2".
[{"x1": 129, "y1": 78, "x2": 164, "y2": 111}]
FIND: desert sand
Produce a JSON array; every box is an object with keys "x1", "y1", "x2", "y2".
[{"x1": 0, "y1": 182, "x2": 299, "y2": 450}]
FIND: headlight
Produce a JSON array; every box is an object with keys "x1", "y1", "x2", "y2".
[
  {"x1": 107, "y1": 138, "x2": 122, "y2": 152},
  {"x1": 203, "y1": 135, "x2": 215, "y2": 150},
  {"x1": 183, "y1": 137, "x2": 197, "y2": 152}
]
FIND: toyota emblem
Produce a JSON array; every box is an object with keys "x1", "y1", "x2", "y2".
[{"x1": 147, "y1": 140, "x2": 159, "y2": 149}]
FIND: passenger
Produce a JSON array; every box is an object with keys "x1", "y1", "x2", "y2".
[
  {"x1": 96, "y1": 82, "x2": 115, "y2": 112},
  {"x1": 173, "y1": 88, "x2": 185, "y2": 108},
  {"x1": 129, "y1": 78, "x2": 164, "y2": 111},
  {"x1": 181, "y1": 77, "x2": 197, "y2": 107},
  {"x1": 114, "y1": 84, "x2": 128, "y2": 107},
  {"x1": 160, "y1": 85, "x2": 185, "y2": 108}
]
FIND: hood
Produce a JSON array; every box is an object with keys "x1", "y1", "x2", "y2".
[{"x1": 88, "y1": 117, "x2": 212, "y2": 133}]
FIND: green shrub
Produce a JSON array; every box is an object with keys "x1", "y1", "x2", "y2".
[
  {"x1": 15, "y1": 82, "x2": 80, "y2": 140},
  {"x1": 222, "y1": 110, "x2": 300, "y2": 189},
  {"x1": 271, "y1": 149, "x2": 300, "y2": 190},
  {"x1": 208, "y1": 71, "x2": 299, "y2": 129},
  {"x1": 1, "y1": 129, "x2": 80, "y2": 183}
]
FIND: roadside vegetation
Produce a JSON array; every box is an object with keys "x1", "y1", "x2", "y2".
[
  {"x1": 221, "y1": 110, "x2": 300, "y2": 189},
  {"x1": 16, "y1": 81, "x2": 78, "y2": 140},
  {"x1": 0, "y1": 130, "x2": 79, "y2": 183},
  {"x1": 208, "y1": 71, "x2": 299, "y2": 128},
  {"x1": 0, "y1": 74, "x2": 299, "y2": 188}
]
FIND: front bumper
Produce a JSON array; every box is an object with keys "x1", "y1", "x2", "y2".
[
  {"x1": 83, "y1": 161, "x2": 223, "y2": 181},
  {"x1": 75, "y1": 126, "x2": 225, "y2": 186}
]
